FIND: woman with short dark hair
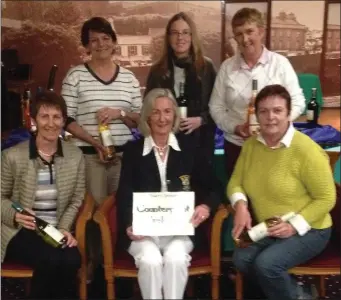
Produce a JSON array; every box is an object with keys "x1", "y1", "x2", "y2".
[
  {"x1": 1, "y1": 91, "x2": 84, "y2": 299},
  {"x1": 61, "y1": 17, "x2": 143, "y2": 279},
  {"x1": 228, "y1": 84, "x2": 335, "y2": 300}
]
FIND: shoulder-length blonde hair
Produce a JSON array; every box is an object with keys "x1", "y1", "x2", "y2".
[
  {"x1": 153, "y1": 12, "x2": 205, "y2": 76},
  {"x1": 138, "y1": 88, "x2": 181, "y2": 137}
]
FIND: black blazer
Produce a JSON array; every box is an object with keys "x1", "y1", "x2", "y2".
[{"x1": 116, "y1": 135, "x2": 222, "y2": 250}]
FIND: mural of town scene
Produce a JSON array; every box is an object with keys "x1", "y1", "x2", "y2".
[
  {"x1": 270, "y1": 1, "x2": 324, "y2": 73},
  {"x1": 1, "y1": 1, "x2": 222, "y2": 95},
  {"x1": 323, "y1": 2, "x2": 340, "y2": 107}
]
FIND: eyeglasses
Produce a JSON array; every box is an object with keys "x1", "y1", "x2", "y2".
[{"x1": 169, "y1": 31, "x2": 192, "y2": 38}]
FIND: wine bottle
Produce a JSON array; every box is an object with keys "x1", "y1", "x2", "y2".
[
  {"x1": 12, "y1": 202, "x2": 67, "y2": 248},
  {"x1": 177, "y1": 82, "x2": 187, "y2": 119},
  {"x1": 47, "y1": 65, "x2": 58, "y2": 91},
  {"x1": 22, "y1": 89, "x2": 36, "y2": 134},
  {"x1": 306, "y1": 88, "x2": 319, "y2": 124},
  {"x1": 234, "y1": 212, "x2": 296, "y2": 246},
  {"x1": 99, "y1": 123, "x2": 116, "y2": 161},
  {"x1": 247, "y1": 79, "x2": 260, "y2": 135}
]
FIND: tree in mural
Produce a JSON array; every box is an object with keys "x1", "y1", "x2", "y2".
[{"x1": 151, "y1": 35, "x2": 165, "y2": 62}]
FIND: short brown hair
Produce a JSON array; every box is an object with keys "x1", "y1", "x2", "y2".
[
  {"x1": 31, "y1": 91, "x2": 67, "y2": 120},
  {"x1": 255, "y1": 84, "x2": 292, "y2": 114},
  {"x1": 232, "y1": 8, "x2": 264, "y2": 29},
  {"x1": 81, "y1": 17, "x2": 117, "y2": 46}
]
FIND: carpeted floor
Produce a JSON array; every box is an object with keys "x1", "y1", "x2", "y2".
[{"x1": 2, "y1": 260, "x2": 340, "y2": 299}]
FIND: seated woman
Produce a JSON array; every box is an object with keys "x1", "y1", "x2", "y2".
[
  {"x1": 227, "y1": 84, "x2": 336, "y2": 300},
  {"x1": 1, "y1": 91, "x2": 85, "y2": 299},
  {"x1": 116, "y1": 88, "x2": 221, "y2": 299}
]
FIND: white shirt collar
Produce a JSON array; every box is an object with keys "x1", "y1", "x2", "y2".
[
  {"x1": 257, "y1": 123, "x2": 295, "y2": 149},
  {"x1": 235, "y1": 46, "x2": 270, "y2": 71},
  {"x1": 142, "y1": 132, "x2": 181, "y2": 156}
]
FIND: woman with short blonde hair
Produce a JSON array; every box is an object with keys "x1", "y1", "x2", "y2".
[
  {"x1": 116, "y1": 88, "x2": 221, "y2": 299},
  {"x1": 139, "y1": 88, "x2": 180, "y2": 137}
]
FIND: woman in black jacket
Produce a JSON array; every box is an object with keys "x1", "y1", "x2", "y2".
[
  {"x1": 145, "y1": 12, "x2": 217, "y2": 163},
  {"x1": 117, "y1": 88, "x2": 221, "y2": 299}
]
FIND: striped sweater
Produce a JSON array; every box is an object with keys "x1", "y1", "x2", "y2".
[{"x1": 61, "y1": 64, "x2": 142, "y2": 147}]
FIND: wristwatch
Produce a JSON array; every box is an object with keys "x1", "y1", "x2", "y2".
[{"x1": 120, "y1": 110, "x2": 126, "y2": 118}]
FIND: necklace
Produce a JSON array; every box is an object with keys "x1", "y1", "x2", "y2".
[
  {"x1": 38, "y1": 149, "x2": 55, "y2": 157},
  {"x1": 154, "y1": 145, "x2": 168, "y2": 157}
]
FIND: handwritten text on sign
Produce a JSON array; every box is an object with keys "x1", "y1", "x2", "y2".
[{"x1": 132, "y1": 192, "x2": 195, "y2": 236}]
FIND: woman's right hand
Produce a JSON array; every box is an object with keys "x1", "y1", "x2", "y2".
[
  {"x1": 234, "y1": 123, "x2": 250, "y2": 139},
  {"x1": 15, "y1": 209, "x2": 36, "y2": 230},
  {"x1": 126, "y1": 226, "x2": 145, "y2": 241},
  {"x1": 232, "y1": 201, "x2": 252, "y2": 240}
]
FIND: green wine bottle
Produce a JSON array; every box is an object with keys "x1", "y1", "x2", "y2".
[{"x1": 12, "y1": 202, "x2": 67, "y2": 248}]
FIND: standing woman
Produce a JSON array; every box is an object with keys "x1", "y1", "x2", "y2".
[
  {"x1": 145, "y1": 12, "x2": 217, "y2": 163},
  {"x1": 61, "y1": 17, "x2": 142, "y2": 279}
]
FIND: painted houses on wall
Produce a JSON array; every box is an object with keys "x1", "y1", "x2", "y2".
[
  {"x1": 326, "y1": 24, "x2": 341, "y2": 53},
  {"x1": 270, "y1": 12, "x2": 308, "y2": 55}
]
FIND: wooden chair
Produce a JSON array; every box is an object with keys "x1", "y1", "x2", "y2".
[
  {"x1": 93, "y1": 194, "x2": 230, "y2": 300},
  {"x1": 1, "y1": 192, "x2": 95, "y2": 299},
  {"x1": 234, "y1": 151, "x2": 341, "y2": 299}
]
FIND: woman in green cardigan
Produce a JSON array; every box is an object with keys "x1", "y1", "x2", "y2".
[{"x1": 227, "y1": 84, "x2": 335, "y2": 300}]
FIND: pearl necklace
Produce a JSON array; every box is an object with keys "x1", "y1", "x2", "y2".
[
  {"x1": 38, "y1": 149, "x2": 55, "y2": 157},
  {"x1": 154, "y1": 145, "x2": 168, "y2": 157}
]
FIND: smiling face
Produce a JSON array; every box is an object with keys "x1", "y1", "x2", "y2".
[
  {"x1": 86, "y1": 30, "x2": 115, "y2": 60},
  {"x1": 168, "y1": 19, "x2": 192, "y2": 58},
  {"x1": 33, "y1": 105, "x2": 65, "y2": 142},
  {"x1": 149, "y1": 97, "x2": 175, "y2": 137},
  {"x1": 257, "y1": 95, "x2": 290, "y2": 138},
  {"x1": 233, "y1": 21, "x2": 264, "y2": 58}
]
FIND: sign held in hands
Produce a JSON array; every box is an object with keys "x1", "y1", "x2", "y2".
[{"x1": 132, "y1": 192, "x2": 195, "y2": 236}]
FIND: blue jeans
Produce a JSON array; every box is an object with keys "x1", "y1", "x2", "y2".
[{"x1": 232, "y1": 228, "x2": 331, "y2": 300}]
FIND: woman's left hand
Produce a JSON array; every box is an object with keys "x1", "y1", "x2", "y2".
[
  {"x1": 97, "y1": 107, "x2": 121, "y2": 124},
  {"x1": 60, "y1": 230, "x2": 78, "y2": 247},
  {"x1": 268, "y1": 222, "x2": 296, "y2": 239},
  {"x1": 191, "y1": 204, "x2": 210, "y2": 227},
  {"x1": 180, "y1": 117, "x2": 202, "y2": 134}
]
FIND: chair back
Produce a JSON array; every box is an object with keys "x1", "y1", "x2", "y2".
[
  {"x1": 330, "y1": 182, "x2": 340, "y2": 247},
  {"x1": 101, "y1": 194, "x2": 118, "y2": 251},
  {"x1": 327, "y1": 151, "x2": 340, "y2": 248}
]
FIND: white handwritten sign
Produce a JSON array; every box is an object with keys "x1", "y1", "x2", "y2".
[{"x1": 132, "y1": 192, "x2": 195, "y2": 236}]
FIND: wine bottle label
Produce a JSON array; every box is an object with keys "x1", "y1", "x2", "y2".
[
  {"x1": 43, "y1": 224, "x2": 65, "y2": 243},
  {"x1": 101, "y1": 130, "x2": 114, "y2": 147},
  {"x1": 280, "y1": 212, "x2": 296, "y2": 222},
  {"x1": 248, "y1": 222, "x2": 268, "y2": 242},
  {"x1": 306, "y1": 110, "x2": 314, "y2": 121},
  {"x1": 179, "y1": 107, "x2": 187, "y2": 119},
  {"x1": 248, "y1": 114, "x2": 260, "y2": 135}
]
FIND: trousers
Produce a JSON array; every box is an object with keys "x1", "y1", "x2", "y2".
[
  {"x1": 128, "y1": 236, "x2": 193, "y2": 299},
  {"x1": 233, "y1": 228, "x2": 331, "y2": 300},
  {"x1": 5, "y1": 228, "x2": 81, "y2": 299}
]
